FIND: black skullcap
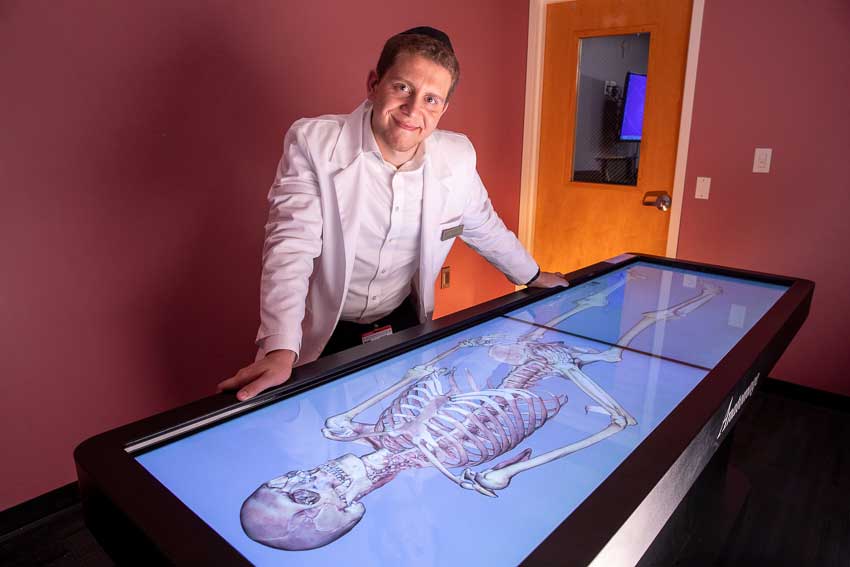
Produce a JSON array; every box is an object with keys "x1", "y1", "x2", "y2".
[{"x1": 400, "y1": 26, "x2": 454, "y2": 53}]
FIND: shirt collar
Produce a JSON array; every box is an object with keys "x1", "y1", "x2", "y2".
[{"x1": 362, "y1": 103, "x2": 382, "y2": 157}]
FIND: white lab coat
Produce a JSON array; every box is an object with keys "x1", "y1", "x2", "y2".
[{"x1": 257, "y1": 101, "x2": 538, "y2": 364}]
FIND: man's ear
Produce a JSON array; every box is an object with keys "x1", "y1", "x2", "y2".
[{"x1": 366, "y1": 70, "x2": 379, "y2": 100}]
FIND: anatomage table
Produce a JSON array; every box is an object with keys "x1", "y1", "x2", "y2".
[{"x1": 75, "y1": 254, "x2": 813, "y2": 566}]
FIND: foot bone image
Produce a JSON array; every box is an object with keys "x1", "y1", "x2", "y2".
[{"x1": 240, "y1": 270, "x2": 722, "y2": 550}]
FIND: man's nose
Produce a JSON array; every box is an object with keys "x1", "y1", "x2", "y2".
[{"x1": 402, "y1": 97, "x2": 423, "y2": 115}]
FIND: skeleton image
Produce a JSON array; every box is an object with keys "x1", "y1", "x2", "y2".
[{"x1": 240, "y1": 270, "x2": 722, "y2": 550}]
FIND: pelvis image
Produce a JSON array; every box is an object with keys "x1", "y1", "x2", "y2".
[{"x1": 240, "y1": 270, "x2": 721, "y2": 551}]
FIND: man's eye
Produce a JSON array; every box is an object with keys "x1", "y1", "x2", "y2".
[{"x1": 396, "y1": 84, "x2": 410, "y2": 93}]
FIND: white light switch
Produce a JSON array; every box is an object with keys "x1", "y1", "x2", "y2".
[
  {"x1": 695, "y1": 176, "x2": 711, "y2": 200},
  {"x1": 753, "y1": 148, "x2": 772, "y2": 173}
]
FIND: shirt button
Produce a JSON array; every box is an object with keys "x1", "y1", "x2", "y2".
[
  {"x1": 394, "y1": 206, "x2": 400, "y2": 212},
  {"x1": 381, "y1": 269, "x2": 387, "y2": 274},
  {"x1": 371, "y1": 296, "x2": 377, "y2": 300}
]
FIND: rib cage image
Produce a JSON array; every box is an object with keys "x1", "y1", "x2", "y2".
[{"x1": 374, "y1": 373, "x2": 565, "y2": 468}]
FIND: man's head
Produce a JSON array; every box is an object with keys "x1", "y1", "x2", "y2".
[
  {"x1": 376, "y1": 27, "x2": 460, "y2": 99},
  {"x1": 367, "y1": 27, "x2": 460, "y2": 165}
]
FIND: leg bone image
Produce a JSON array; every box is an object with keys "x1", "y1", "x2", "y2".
[{"x1": 240, "y1": 270, "x2": 722, "y2": 550}]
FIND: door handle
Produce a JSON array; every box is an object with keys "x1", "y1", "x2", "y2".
[{"x1": 642, "y1": 191, "x2": 672, "y2": 212}]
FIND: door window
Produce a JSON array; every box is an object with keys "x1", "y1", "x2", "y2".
[{"x1": 572, "y1": 33, "x2": 650, "y2": 186}]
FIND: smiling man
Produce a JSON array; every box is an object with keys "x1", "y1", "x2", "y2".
[{"x1": 218, "y1": 27, "x2": 566, "y2": 400}]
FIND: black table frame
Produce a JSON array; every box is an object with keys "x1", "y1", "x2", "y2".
[{"x1": 74, "y1": 254, "x2": 814, "y2": 566}]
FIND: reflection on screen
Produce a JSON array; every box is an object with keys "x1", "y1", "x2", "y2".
[
  {"x1": 136, "y1": 262, "x2": 788, "y2": 566},
  {"x1": 507, "y1": 262, "x2": 788, "y2": 370}
]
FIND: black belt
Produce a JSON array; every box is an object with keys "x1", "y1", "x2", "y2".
[{"x1": 320, "y1": 295, "x2": 419, "y2": 358}]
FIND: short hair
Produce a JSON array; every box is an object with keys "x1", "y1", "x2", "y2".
[{"x1": 375, "y1": 32, "x2": 461, "y2": 100}]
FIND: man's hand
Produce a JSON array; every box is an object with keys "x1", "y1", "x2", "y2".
[
  {"x1": 528, "y1": 271, "x2": 569, "y2": 288},
  {"x1": 216, "y1": 349, "x2": 297, "y2": 401}
]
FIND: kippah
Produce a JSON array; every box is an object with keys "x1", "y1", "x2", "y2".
[{"x1": 400, "y1": 26, "x2": 454, "y2": 53}]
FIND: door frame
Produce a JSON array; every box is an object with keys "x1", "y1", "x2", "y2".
[{"x1": 518, "y1": 0, "x2": 706, "y2": 260}]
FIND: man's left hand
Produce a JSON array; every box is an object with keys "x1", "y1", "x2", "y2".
[{"x1": 528, "y1": 271, "x2": 569, "y2": 288}]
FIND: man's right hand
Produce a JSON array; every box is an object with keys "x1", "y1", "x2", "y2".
[{"x1": 216, "y1": 349, "x2": 297, "y2": 401}]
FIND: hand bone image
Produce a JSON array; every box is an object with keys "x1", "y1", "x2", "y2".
[{"x1": 240, "y1": 270, "x2": 722, "y2": 551}]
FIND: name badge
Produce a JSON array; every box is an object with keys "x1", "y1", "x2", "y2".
[{"x1": 440, "y1": 224, "x2": 464, "y2": 241}]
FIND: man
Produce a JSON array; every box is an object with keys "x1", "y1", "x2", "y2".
[{"x1": 218, "y1": 27, "x2": 566, "y2": 401}]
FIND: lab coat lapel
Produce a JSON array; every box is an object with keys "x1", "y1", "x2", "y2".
[
  {"x1": 330, "y1": 103, "x2": 369, "y2": 294},
  {"x1": 332, "y1": 157, "x2": 365, "y2": 291},
  {"x1": 417, "y1": 140, "x2": 453, "y2": 320}
]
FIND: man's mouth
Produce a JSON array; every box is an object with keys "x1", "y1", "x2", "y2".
[{"x1": 392, "y1": 116, "x2": 420, "y2": 131}]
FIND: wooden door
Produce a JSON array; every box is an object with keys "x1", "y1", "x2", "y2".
[{"x1": 534, "y1": 0, "x2": 692, "y2": 273}]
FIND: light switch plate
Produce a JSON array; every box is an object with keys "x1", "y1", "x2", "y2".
[
  {"x1": 753, "y1": 148, "x2": 772, "y2": 173},
  {"x1": 695, "y1": 176, "x2": 711, "y2": 200}
]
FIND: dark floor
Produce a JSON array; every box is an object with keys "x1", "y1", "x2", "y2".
[
  {"x1": 715, "y1": 382, "x2": 850, "y2": 566},
  {"x1": 1, "y1": 381, "x2": 847, "y2": 566},
  {"x1": 0, "y1": 503, "x2": 113, "y2": 566}
]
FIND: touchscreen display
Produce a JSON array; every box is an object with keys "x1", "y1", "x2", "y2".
[{"x1": 136, "y1": 262, "x2": 787, "y2": 566}]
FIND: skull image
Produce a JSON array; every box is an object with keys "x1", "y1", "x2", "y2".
[{"x1": 240, "y1": 456, "x2": 366, "y2": 550}]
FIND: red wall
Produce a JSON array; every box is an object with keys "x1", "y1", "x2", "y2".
[
  {"x1": 678, "y1": 0, "x2": 850, "y2": 395},
  {"x1": 0, "y1": 1, "x2": 528, "y2": 510}
]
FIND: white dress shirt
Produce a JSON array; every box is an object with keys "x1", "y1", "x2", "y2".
[{"x1": 340, "y1": 110, "x2": 425, "y2": 323}]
